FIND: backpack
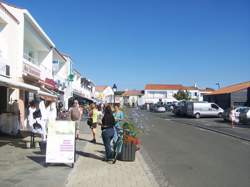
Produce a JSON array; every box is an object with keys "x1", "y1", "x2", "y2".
[{"x1": 71, "y1": 107, "x2": 80, "y2": 121}]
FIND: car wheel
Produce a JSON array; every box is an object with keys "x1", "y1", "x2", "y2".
[
  {"x1": 218, "y1": 113, "x2": 222, "y2": 118},
  {"x1": 195, "y1": 113, "x2": 200, "y2": 119}
]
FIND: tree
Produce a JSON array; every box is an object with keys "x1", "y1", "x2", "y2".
[{"x1": 173, "y1": 90, "x2": 191, "y2": 101}]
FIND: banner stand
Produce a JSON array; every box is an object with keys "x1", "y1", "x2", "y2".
[{"x1": 45, "y1": 121, "x2": 76, "y2": 168}]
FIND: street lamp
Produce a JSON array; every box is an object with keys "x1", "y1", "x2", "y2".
[{"x1": 112, "y1": 84, "x2": 117, "y2": 105}]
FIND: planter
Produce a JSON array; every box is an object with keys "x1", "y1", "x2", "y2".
[{"x1": 119, "y1": 142, "x2": 136, "y2": 161}]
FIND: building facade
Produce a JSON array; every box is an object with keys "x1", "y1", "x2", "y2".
[
  {"x1": 204, "y1": 81, "x2": 250, "y2": 109},
  {"x1": 95, "y1": 86, "x2": 114, "y2": 104}
]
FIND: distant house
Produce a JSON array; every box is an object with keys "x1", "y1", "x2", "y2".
[
  {"x1": 144, "y1": 84, "x2": 213, "y2": 103},
  {"x1": 114, "y1": 91, "x2": 125, "y2": 106},
  {"x1": 94, "y1": 86, "x2": 114, "y2": 103},
  {"x1": 122, "y1": 90, "x2": 144, "y2": 107},
  {"x1": 204, "y1": 81, "x2": 250, "y2": 109}
]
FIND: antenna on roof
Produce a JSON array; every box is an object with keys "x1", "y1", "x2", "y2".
[{"x1": 216, "y1": 83, "x2": 220, "y2": 89}]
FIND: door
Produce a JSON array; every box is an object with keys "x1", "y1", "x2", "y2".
[{"x1": 211, "y1": 104, "x2": 219, "y2": 117}]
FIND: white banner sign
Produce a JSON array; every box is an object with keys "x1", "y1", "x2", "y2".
[{"x1": 46, "y1": 121, "x2": 75, "y2": 164}]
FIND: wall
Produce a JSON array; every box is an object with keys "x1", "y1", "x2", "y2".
[
  {"x1": 0, "y1": 4, "x2": 23, "y2": 80},
  {"x1": 204, "y1": 94, "x2": 231, "y2": 109},
  {"x1": 231, "y1": 89, "x2": 248, "y2": 107},
  {"x1": 40, "y1": 49, "x2": 53, "y2": 80}
]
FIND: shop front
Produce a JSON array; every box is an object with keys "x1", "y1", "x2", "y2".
[{"x1": 0, "y1": 76, "x2": 39, "y2": 135}]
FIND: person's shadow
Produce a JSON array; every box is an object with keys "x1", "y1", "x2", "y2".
[
  {"x1": 78, "y1": 138, "x2": 103, "y2": 146},
  {"x1": 76, "y1": 150, "x2": 103, "y2": 161}
]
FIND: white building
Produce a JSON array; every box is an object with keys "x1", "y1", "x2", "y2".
[
  {"x1": 0, "y1": 2, "x2": 59, "y2": 132},
  {"x1": 144, "y1": 84, "x2": 213, "y2": 103},
  {"x1": 81, "y1": 77, "x2": 95, "y2": 100},
  {"x1": 95, "y1": 86, "x2": 114, "y2": 104},
  {"x1": 122, "y1": 90, "x2": 143, "y2": 107},
  {"x1": 144, "y1": 84, "x2": 181, "y2": 104},
  {"x1": 52, "y1": 51, "x2": 73, "y2": 110}
]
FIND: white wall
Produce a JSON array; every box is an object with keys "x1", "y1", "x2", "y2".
[
  {"x1": 0, "y1": 4, "x2": 23, "y2": 80},
  {"x1": 144, "y1": 89, "x2": 178, "y2": 103}
]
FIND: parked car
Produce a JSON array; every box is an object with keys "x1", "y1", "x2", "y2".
[
  {"x1": 187, "y1": 102, "x2": 224, "y2": 119},
  {"x1": 222, "y1": 107, "x2": 249, "y2": 123},
  {"x1": 173, "y1": 100, "x2": 189, "y2": 116},
  {"x1": 163, "y1": 103, "x2": 174, "y2": 112},
  {"x1": 154, "y1": 105, "x2": 166, "y2": 113},
  {"x1": 239, "y1": 107, "x2": 250, "y2": 125}
]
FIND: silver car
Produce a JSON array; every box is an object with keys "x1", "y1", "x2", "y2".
[{"x1": 239, "y1": 107, "x2": 250, "y2": 125}]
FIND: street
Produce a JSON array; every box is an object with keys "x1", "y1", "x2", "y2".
[{"x1": 128, "y1": 108, "x2": 250, "y2": 187}]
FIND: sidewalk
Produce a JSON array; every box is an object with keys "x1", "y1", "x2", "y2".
[
  {"x1": 66, "y1": 124, "x2": 158, "y2": 187},
  {"x1": 0, "y1": 122, "x2": 88, "y2": 187}
]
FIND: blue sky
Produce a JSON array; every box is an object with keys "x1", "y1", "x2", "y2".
[{"x1": 6, "y1": 0, "x2": 250, "y2": 90}]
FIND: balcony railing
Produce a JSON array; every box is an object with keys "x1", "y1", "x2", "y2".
[
  {"x1": 23, "y1": 58, "x2": 41, "y2": 79},
  {"x1": 23, "y1": 53, "x2": 39, "y2": 66}
]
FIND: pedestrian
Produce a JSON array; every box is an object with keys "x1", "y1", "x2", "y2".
[
  {"x1": 69, "y1": 100, "x2": 82, "y2": 139},
  {"x1": 101, "y1": 105, "x2": 115, "y2": 161},
  {"x1": 88, "y1": 103, "x2": 98, "y2": 143},
  {"x1": 230, "y1": 106, "x2": 236, "y2": 128},
  {"x1": 27, "y1": 100, "x2": 36, "y2": 131},
  {"x1": 113, "y1": 104, "x2": 124, "y2": 143}
]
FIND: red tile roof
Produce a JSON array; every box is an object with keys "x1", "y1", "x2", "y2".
[
  {"x1": 145, "y1": 84, "x2": 184, "y2": 90},
  {"x1": 95, "y1": 86, "x2": 108, "y2": 92},
  {"x1": 122, "y1": 90, "x2": 143, "y2": 96},
  {"x1": 207, "y1": 81, "x2": 250, "y2": 95}
]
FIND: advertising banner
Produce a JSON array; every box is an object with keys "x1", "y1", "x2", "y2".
[{"x1": 46, "y1": 121, "x2": 75, "y2": 164}]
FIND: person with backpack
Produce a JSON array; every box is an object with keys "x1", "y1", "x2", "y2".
[{"x1": 69, "y1": 100, "x2": 82, "y2": 139}]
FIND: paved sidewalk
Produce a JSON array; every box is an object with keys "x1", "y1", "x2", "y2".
[
  {"x1": 66, "y1": 127, "x2": 158, "y2": 187},
  {"x1": 0, "y1": 122, "x2": 88, "y2": 187}
]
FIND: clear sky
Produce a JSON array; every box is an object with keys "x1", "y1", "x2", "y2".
[{"x1": 6, "y1": 0, "x2": 250, "y2": 90}]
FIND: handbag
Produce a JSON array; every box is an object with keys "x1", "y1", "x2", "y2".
[
  {"x1": 33, "y1": 121, "x2": 42, "y2": 130},
  {"x1": 87, "y1": 118, "x2": 93, "y2": 126},
  {"x1": 33, "y1": 109, "x2": 42, "y2": 119}
]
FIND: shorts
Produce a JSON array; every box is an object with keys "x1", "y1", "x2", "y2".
[
  {"x1": 91, "y1": 123, "x2": 97, "y2": 129},
  {"x1": 75, "y1": 121, "x2": 80, "y2": 130}
]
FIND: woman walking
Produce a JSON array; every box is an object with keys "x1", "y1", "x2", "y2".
[
  {"x1": 101, "y1": 105, "x2": 115, "y2": 161},
  {"x1": 89, "y1": 103, "x2": 98, "y2": 143},
  {"x1": 113, "y1": 104, "x2": 124, "y2": 142}
]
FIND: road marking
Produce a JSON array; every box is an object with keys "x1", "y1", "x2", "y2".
[
  {"x1": 164, "y1": 119, "x2": 172, "y2": 121},
  {"x1": 197, "y1": 127, "x2": 208, "y2": 132}
]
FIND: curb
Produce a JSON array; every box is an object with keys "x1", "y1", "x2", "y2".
[
  {"x1": 171, "y1": 119, "x2": 250, "y2": 142},
  {"x1": 194, "y1": 124, "x2": 250, "y2": 142}
]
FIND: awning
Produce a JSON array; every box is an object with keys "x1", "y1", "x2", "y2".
[
  {"x1": 38, "y1": 90, "x2": 57, "y2": 101},
  {"x1": 0, "y1": 76, "x2": 39, "y2": 92},
  {"x1": 73, "y1": 92, "x2": 94, "y2": 103}
]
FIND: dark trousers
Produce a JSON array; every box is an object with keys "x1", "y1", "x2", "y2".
[{"x1": 101, "y1": 128, "x2": 114, "y2": 159}]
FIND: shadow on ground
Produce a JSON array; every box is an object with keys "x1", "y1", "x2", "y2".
[
  {"x1": 78, "y1": 138, "x2": 103, "y2": 146},
  {"x1": 76, "y1": 150, "x2": 103, "y2": 161}
]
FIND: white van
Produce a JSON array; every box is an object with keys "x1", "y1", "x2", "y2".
[{"x1": 187, "y1": 102, "x2": 224, "y2": 119}]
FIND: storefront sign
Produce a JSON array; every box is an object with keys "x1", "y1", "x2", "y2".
[
  {"x1": 46, "y1": 121, "x2": 75, "y2": 164},
  {"x1": 45, "y1": 78, "x2": 56, "y2": 90}
]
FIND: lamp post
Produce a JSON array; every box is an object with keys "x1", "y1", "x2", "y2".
[{"x1": 112, "y1": 84, "x2": 117, "y2": 105}]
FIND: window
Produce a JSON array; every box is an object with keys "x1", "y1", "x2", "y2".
[
  {"x1": 211, "y1": 104, "x2": 219, "y2": 110},
  {"x1": 194, "y1": 92, "x2": 198, "y2": 96}
]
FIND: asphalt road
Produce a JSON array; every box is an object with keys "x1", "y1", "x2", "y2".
[{"x1": 127, "y1": 108, "x2": 250, "y2": 187}]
